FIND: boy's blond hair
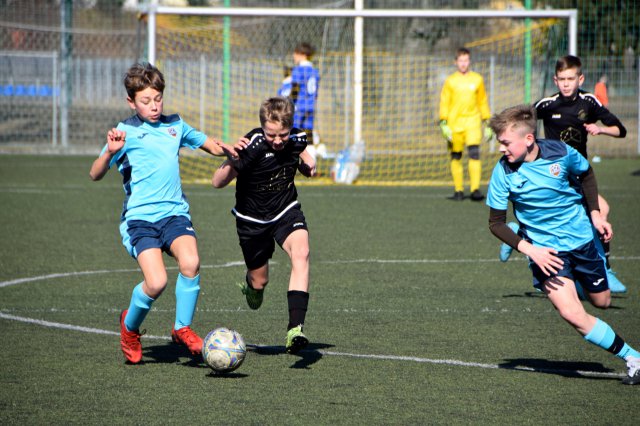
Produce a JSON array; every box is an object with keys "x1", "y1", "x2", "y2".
[
  {"x1": 489, "y1": 104, "x2": 537, "y2": 137},
  {"x1": 259, "y1": 96, "x2": 295, "y2": 129}
]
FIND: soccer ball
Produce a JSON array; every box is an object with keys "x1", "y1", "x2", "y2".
[{"x1": 202, "y1": 327, "x2": 246, "y2": 373}]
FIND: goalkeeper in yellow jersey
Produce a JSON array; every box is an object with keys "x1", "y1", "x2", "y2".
[{"x1": 439, "y1": 47, "x2": 492, "y2": 201}]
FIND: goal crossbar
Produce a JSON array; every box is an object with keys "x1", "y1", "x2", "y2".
[
  {"x1": 140, "y1": 6, "x2": 578, "y2": 61},
  {"x1": 140, "y1": 5, "x2": 578, "y2": 166}
]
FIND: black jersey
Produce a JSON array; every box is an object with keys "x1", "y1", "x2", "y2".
[
  {"x1": 231, "y1": 128, "x2": 307, "y2": 222},
  {"x1": 534, "y1": 89, "x2": 626, "y2": 159}
]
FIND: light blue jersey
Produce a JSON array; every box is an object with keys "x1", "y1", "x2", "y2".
[
  {"x1": 486, "y1": 139, "x2": 593, "y2": 251},
  {"x1": 100, "y1": 114, "x2": 206, "y2": 223}
]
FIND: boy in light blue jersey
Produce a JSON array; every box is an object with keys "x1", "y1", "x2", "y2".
[
  {"x1": 486, "y1": 104, "x2": 639, "y2": 385},
  {"x1": 90, "y1": 63, "x2": 237, "y2": 364}
]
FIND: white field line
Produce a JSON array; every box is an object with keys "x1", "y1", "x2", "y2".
[
  {"x1": 0, "y1": 311, "x2": 624, "y2": 379},
  {"x1": 0, "y1": 261, "x2": 246, "y2": 288},
  {"x1": 0, "y1": 259, "x2": 634, "y2": 379},
  {"x1": 3, "y1": 256, "x2": 638, "y2": 288}
]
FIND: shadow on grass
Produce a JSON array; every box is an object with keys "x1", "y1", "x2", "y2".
[
  {"x1": 248, "y1": 342, "x2": 334, "y2": 369},
  {"x1": 499, "y1": 358, "x2": 621, "y2": 381},
  {"x1": 142, "y1": 342, "x2": 205, "y2": 367},
  {"x1": 503, "y1": 291, "x2": 626, "y2": 308},
  {"x1": 205, "y1": 371, "x2": 249, "y2": 379},
  {"x1": 502, "y1": 291, "x2": 548, "y2": 299}
]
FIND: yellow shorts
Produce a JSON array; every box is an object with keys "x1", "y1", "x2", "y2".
[{"x1": 449, "y1": 119, "x2": 482, "y2": 153}]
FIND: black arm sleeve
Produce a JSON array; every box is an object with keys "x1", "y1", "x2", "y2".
[
  {"x1": 579, "y1": 166, "x2": 600, "y2": 213},
  {"x1": 595, "y1": 105, "x2": 627, "y2": 138},
  {"x1": 488, "y1": 208, "x2": 522, "y2": 250}
]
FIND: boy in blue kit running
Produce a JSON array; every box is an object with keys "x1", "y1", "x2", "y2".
[
  {"x1": 290, "y1": 42, "x2": 320, "y2": 147},
  {"x1": 212, "y1": 96, "x2": 316, "y2": 354},
  {"x1": 486, "y1": 104, "x2": 639, "y2": 385},
  {"x1": 500, "y1": 56, "x2": 627, "y2": 293},
  {"x1": 90, "y1": 62, "x2": 236, "y2": 364}
]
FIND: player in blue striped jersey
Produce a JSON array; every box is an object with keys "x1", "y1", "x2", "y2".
[
  {"x1": 90, "y1": 63, "x2": 237, "y2": 364},
  {"x1": 291, "y1": 42, "x2": 320, "y2": 146},
  {"x1": 486, "y1": 104, "x2": 639, "y2": 385}
]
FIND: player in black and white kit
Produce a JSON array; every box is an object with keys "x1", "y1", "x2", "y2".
[
  {"x1": 212, "y1": 96, "x2": 316, "y2": 354},
  {"x1": 535, "y1": 71, "x2": 626, "y2": 159},
  {"x1": 535, "y1": 55, "x2": 627, "y2": 293}
]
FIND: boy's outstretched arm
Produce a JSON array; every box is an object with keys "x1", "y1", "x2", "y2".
[
  {"x1": 212, "y1": 160, "x2": 238, "y2": 188},
  {"x1": 90, "y1": 128, "x2": 125, "y2": 181},
  {"x1": 200, "y1": 136, "x2": 241, "y2": 158}
]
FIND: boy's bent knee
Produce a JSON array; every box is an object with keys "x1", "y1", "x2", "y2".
[
  {"x1": 144, "y1": 278, "x2": 168, "y2": 298},
  {"x1": 590, "y1": 292, "x2": 611, "y2": 309}
]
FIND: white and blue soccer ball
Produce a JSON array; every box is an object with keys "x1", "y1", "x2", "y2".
[{"x1": 202, "y1": 327, "x2": 246, "y2": 373}]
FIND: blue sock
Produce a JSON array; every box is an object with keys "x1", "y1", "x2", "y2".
[
  {"x1": 175, "y1": 273, "x2": 200, "y2": 330},
  {"x1": 124, "y1": 283, "x2": 154, "y2": 331},
  {"x1": 584, "y1": 318, "x2": 640, "y2": 360}
]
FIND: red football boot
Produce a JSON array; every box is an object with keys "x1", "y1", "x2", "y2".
[
  {"x1": 119, "y1": 310, "x2": 143, "y2": 364},
  {"x1": 171, "y1": 326, "x2": 203, "y2": 355}
]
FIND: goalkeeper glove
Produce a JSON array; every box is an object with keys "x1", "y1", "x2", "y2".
[
  {"x1": 439, "y1": 120, "x2": 452, "y2": 142},
  {"x1": 483, "y1": 122, "x2": 494, "y2": 142}
]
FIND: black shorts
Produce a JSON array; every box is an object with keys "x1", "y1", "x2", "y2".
[
  {"x1": 236, "y1": 205, "x2": 308, "y2": 270},
  {"x1": 530, "y1": 240, "x2": 608, "y2": 293}
]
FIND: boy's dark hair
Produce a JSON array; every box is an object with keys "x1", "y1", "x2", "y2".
[
  {"x1": 260, "y1": 96, "x2": 295, "y2": 129},
  {"x1": 489, "y1": 104, "x2": 537, "y2": 137},
  {"x1": 555, "y1": 55, "x2": 582, "y2": 76},
  {"x1": 124, "y1": 62, "x2": 165, "y2": 100},
  {"x1": 456, "y1": 47, "x2": 471, "y2": 59},
  {"x1": 294, "y1": 42, "x2": 315, "y2": 58}
]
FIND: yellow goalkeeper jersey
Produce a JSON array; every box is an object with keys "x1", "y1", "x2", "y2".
[{"x1": 439, "y1": 71, "x2": 491, "y2": 131}]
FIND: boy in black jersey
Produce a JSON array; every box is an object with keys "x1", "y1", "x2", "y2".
[
  {"x1": 499, "y1": 55, "x2": 628, "y2": 293},
  {"x1": 212, "y1": 96, "x2": 316, "y2": 354}
]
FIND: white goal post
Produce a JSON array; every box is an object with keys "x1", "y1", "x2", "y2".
[{"x1": 140, "y1": 3, "x2": 577, "y2": 149}]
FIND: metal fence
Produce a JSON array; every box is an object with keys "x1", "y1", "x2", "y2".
[{"x1": 0, "y1": 1, "x2": 639, "y2": 157}]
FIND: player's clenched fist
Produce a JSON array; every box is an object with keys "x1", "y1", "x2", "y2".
[{"x1": 106, "y1": 128, "x2": 126, "y2": 154}]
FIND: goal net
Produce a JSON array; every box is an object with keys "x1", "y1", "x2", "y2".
[{"x1": 146, "y1": 7, "x2": 571, "y2": 185}]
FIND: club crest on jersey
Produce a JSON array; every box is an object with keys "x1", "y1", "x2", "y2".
[
  {"x1": 167, "y1": 127, "x2": 177, "y2": 137},
  {"x1": 578, "y1": 109, "x2": 587, "y2": 121},
  {"x1": 549, "y1": 163, "x2": 562, "y2": 177}
]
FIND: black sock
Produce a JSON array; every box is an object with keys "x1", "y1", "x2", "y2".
[{"x1": 287, "y1": 290, "x2": 309, "y2": 330}]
